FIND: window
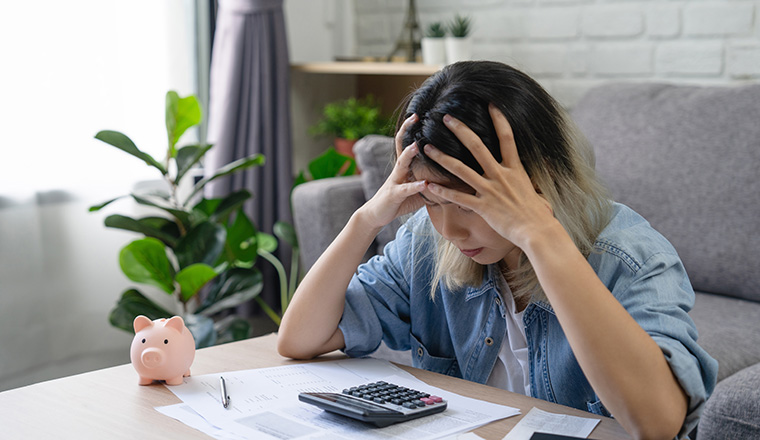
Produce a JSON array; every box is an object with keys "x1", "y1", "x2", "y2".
[{"x1": 0, "y1": 0, "x2": 198, "y2": 200}]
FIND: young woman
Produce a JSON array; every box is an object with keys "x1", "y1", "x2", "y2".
[{"x1": 278, "y1": 61, "x2": 717, "y2": 440}]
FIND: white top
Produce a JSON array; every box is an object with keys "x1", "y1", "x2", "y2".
[{"x1": 486, "y1": 276, "x2": 531, "y2": 396}]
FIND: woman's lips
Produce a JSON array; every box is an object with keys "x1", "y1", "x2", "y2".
[{"x1": 460, "y1": 247, "x2": 483, "y2": 258}]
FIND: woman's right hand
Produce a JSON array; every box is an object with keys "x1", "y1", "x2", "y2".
[{"x1": 358, "y1": 114, "x2": 427, "y2": 230}]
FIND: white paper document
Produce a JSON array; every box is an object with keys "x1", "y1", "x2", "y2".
[
  {"x1": 502, "y1": 407, "x2": 601, "y2": 440},
  {"x1": 161, "y1": 358, "x2": 519, "y2": 440}
]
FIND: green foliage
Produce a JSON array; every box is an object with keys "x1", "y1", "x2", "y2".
[
  {"x1": 426, "y1": 22, "x2": 446, "y2": 38},
  {"x1": 293, "y1": 147, "x2": 358, "y2": 188},
  {"x1": 448, "y1": 14, "x2": 472, "y2": 38},
  {"x1": 309, "y1": 96, "x2": 392, "y2": 141},
  {"x1": 91, "y1": 91, "x2": 299, "y2": 348}
]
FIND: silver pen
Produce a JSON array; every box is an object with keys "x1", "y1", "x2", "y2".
[{"x1": 220, "y1": 376, "x2": 230, "y2": 409}]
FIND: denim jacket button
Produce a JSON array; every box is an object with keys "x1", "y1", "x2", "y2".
[
  {"x1": 485, "y1": 337, "x2": 494, "y2": 346},
  {"x1": 417, "y1": 347, "x2": 424, "y2": 357},
  {"x1": 495, "y1": 296, "x2": 502, "y2": 306}
]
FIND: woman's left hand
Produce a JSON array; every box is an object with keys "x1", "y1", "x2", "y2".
[{"x1": 423, "y1": 104, "x2": 556, "y2": 249}]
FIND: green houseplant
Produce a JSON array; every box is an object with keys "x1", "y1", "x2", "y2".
[
  {"x1": 293, "y1": 147, "x2": 357, "y2": 188},
  {"x1": 90, "y1": 91, "x2": 299, "y2": 348},
  {"x1": 448, "y1": 14, "x2": 472, "y2": 38},
  {"x1": 421, "y1": 22, "x2": 446, "y2": 65},
  {"x1": 309, "y1": 95, "x2": 392, "y2": 158},
  {"x1": 445, "y1": 14, "x2": 473, "y2": 63}
]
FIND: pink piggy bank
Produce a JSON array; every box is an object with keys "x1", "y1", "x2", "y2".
[{"x1": 130, "y1": 315, "x2": 196, "y2": 386}]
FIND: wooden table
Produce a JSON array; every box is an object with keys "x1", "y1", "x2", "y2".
[{"x1": 0, "y1": 333, "x2": 630, "y2": 439}]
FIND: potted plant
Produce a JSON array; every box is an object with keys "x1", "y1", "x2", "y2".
[
  {"x1": 90, "y1": 91, "x2": 299, "y2": 348},
  {"x1": 309, "y1": 95, "x2": 392, "y2": 160},
  {"x1": 421, "y1": 22, "x2": 446, "y2": 65},
  {"x1": 293, "y1": 147, "x2": 358, "y2": 188},
  {"x1": 445, "y1": 14, "x2": 473, "y2": 64}
]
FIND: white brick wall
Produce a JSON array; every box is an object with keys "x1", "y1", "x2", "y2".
[
  {"x1": 352, "y1": 0, "x2": 760, "y2": 108},
  {"x1": 582, "y1": 5, "x2": 644, "y2": 38},
  {"x1": 728, "y1": 43, "x2": 760, "y2": 78},
  {"x1": 683, "y1": 2, "x2": 755, "y2": 37},
  {"x1": 656, "y1": 41, "x2": 724, "y2": 76},
  {"x1": 526, "y1": 8, "x2": 579, "y2": 40}
]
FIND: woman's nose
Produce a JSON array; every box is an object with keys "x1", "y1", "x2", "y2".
[{"x1": 439, "y1": 207, "x2": 469, "y2": 241}]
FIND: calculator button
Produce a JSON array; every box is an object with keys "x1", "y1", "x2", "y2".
[
  {"x1": 402, "y1": 402, "x2": 417, "y2": 409},
  {"x1": 430, "y1": 396, "x2": 443, "y2": 403}
]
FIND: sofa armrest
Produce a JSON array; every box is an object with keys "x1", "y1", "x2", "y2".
[
  {"x1": 292, "y1": 175, "x2": 369, "y2": 271},
  {"x1": 697, "y1": 362, "x2": 760, "y2": 439}
]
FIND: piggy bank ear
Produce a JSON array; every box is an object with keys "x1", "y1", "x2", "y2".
[
  {"x1": 133, "y1": 315, "x2": 153, "y2": 333},
  {"x1": 165, "y1": 316, "x2": 186, "y2": 333}
]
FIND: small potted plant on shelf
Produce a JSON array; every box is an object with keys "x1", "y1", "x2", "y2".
[
  {"x1": 421, "y1": 22, "x2": 446, "y2": 65},
  {"x1": 309, "y1": 95, "x2": 392, "y2": 160},
  {"x1": 446, "y1": 14, "x2": 473, "y2": 64}
]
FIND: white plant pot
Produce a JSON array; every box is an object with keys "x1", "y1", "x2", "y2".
[
  {"x1": 421, "y1": 37, "x2": 446, "y2": 66},
  {"x1": 445, "y1": 37, "x2": 472, "y2": 64}
]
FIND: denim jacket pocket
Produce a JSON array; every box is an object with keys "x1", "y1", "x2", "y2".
[
  {"x1": 586, "y1": 399, "x2": 612, "y2": 418},
  {"x1": 409, "y1": 334, "x2": 460, "y2": 378}
]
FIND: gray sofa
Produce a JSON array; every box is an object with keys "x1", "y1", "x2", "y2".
[{"x1": 291, "y1": 83, "x2": 760, "y2": 438}]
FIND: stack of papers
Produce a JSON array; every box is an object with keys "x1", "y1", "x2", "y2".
[{"x1": 158, "y1": 358, "x2": 520, "y2": 440}]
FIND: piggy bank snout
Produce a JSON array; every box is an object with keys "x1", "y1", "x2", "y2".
[{"x1": 140, "y1": 347, "x2": 165, "y2": 368}]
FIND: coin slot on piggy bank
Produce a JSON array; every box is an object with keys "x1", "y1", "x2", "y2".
[{"x1": 130, "y1": 315, "x2": 196, "y2": 386}]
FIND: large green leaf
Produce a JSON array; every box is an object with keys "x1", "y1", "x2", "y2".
[
  {"x1": 166, "y1": 91, "x2": 202, "y2": 157},
  {"x1": 104, "y1": 214, "x2": 179, "y2": 247},
  {"x1": 308, "y1": 147, "x2": 356, "y2": 180},
  {"x1": 197, "y1": 267, "x2": 263, "y2": 315},
  {"x1": 191, "y1": 198, "x2": 221, "y2": 222},
  {"x1": 210, "y1": 190, "x2": 252, "y2": 222},
  {"x1": 108, "y1": 289, "x2": 173, "y2": 333},
  {"x1": 176, "y1": 144, "x2": 213, "y2": 183},
  {"x1": 274, "y1": 221, "x2": 299, "y2": 250},
  {"x1": 256, "y1": 232, "x2": 278, "y2": 253},
  {"x1": 88, "y1": 195, "x2": 127, "y2": 212},
  {"x1": 95, "y1": 130, "x2": 167, "y2": 175},
  {"x1": 119, "y1": 238, "x2": 176, "y2": 294},
  {"x1": 184, "y1": 313, "x2": 216, "y2": 349},
  {"x1": 215, "y1": 317, "x2": 252, "y2": 345},
  {"x1": 176, "y1": 263, "x2": 218, "y2": 302},
  {"x1": 188, "y1": 154, "x2": 265, "y2": 200},
  {"x1": 225, "y1": 209, "x2": 258, "y2": 264},
  {"x1": 174, "y1": 222, "x2": 226, "y2": 269},
  {"x1": 131, "y1": 194, "x2": 192, "y2": 230}
]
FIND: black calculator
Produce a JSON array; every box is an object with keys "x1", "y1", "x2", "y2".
[{"x1": 298, "y1": 380, "x2": 448, "y2": 427}]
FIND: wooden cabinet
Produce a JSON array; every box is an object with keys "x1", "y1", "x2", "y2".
[{"x1": 289, "y1": 62, "x2": 440, "y2": 174}]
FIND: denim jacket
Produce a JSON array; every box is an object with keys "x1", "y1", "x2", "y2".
[{"x1": 339, "y1": 203, "x2": 718, "y2": 437}]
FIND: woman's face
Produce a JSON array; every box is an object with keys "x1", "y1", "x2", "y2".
[{"x1": 412, "y1": 164, "x2": 520, "y2": 267}]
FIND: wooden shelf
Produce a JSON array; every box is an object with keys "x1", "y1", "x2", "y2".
[
  {"x1": 291, "y1": 61, "x2": 441, "y2": 76},
  {"x1": 289, "y1": 61, "x2": 439, "y2": 175}
]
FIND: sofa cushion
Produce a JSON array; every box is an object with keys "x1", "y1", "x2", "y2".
[
  {"x1": 353, "y1": 135, "x2": 398, "y2": 251},
  {"x1": 690, "y1": 292, "x2": 760, "y2": 382},
  {"x1": 292, "y1": 175, "x2": 366, "y2": 270},
  {"x1": 573, "y1": 83, "x2": 760, "y2": 303},
  {"x1": 697, "y1": 362, "x2": 760, "y2": 440}
]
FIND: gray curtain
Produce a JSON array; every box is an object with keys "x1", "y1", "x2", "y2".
[{"x1": 205, "y1": 0, "x2": 292, "y2": 314}]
